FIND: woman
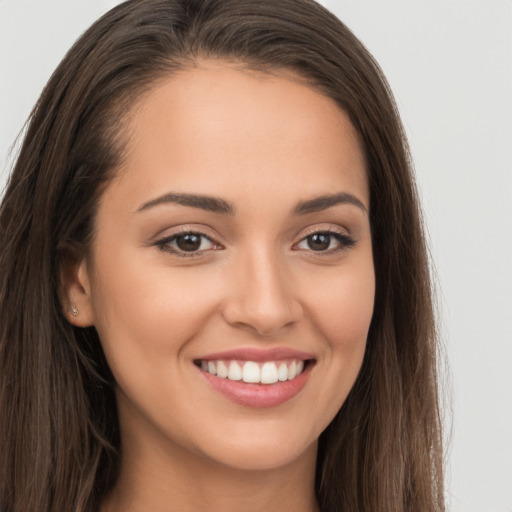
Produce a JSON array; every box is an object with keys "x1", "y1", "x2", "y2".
[{"x1": 0, "y1": 0, "x2": 445, "y2": 511}]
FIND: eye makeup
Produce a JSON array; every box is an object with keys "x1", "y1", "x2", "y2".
[
  {"x1": 293, "y1": 227, "x2": 356, "y2": 254},
  {"x1": 153, "y1": 225, "x2": 356, "y2": 259},
  {"x1": 155, "y1": 229, "x2": 223, "y2": 258}
]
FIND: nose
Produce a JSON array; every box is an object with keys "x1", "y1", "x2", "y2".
[{"x1": 221, "y1": 247, "x2": 303, "y2": 337}]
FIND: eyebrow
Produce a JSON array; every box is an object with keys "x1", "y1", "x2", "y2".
[
  {"x1": 292, "y1": 192, "x2": 367, "y2": 215},
  {"x1": 137, "y1": 191, "x2": 367, "y2": 216},
  {"x1": 137, "y1": 192, "x2": 235, "y2": 214}
]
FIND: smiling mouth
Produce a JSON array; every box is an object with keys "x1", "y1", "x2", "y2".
[
  {"x1": 194, "y1": 355, "x2": 316, "y2": 407},
  {"x1": 193, "y1": 358, "x2": 314, "y2": 384}
]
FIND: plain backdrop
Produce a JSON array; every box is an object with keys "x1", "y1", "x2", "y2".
[{"x1": 1, "y1": 1, "x2": 511, "y2": 511}]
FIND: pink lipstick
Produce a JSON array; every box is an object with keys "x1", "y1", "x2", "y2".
[{"x1": 194, "y1": 348, "x2": 315, "y2": 408}]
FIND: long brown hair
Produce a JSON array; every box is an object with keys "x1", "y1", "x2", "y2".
[{"x1": 0, "y1": 1, "x2": 445, "y2": 510}]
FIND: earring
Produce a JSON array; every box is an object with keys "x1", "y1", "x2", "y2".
[{"x1": 68, "y1": 304, "x2": 79, "y2": 317}]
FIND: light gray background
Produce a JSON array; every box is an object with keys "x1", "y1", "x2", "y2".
[{"x1": 1, "y1": 1, "x2": 511, "y2": 511}]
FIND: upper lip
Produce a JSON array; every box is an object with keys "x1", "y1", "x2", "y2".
[{"x1": 195, "y1": 347, "x2": 316, "y2": 362}]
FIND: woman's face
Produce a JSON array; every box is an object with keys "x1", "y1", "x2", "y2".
[{"x1": 72, "y1": 61, "x2": 375, "y2": 471}]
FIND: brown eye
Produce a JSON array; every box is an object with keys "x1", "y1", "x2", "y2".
[
  {"x1": 295, "y1": 230, "x2": 356, "y2": 253},
  {"x1": 307, "y1": 233, "x2": 331, "y2": 251},
  {"x1": 176, "y1": 234, "x2": 202, "y2": 252},
  {"x1": 157, "y1": 231, "x2": 220, "y2": 256}
]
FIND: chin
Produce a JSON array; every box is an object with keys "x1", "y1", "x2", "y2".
[{"x1": 188, "y1": 422, "x2": 319, "y2": 472}]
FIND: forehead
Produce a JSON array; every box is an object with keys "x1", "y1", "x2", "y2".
[{"x1": 107, "y1": 60, "x2": 368, "y2": 213}]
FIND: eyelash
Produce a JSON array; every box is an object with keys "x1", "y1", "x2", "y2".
[
  {"x1": 155, "y1": 228, "x2": 356, "y2": 258},
  {"x1": 155, "y1": 229, "x2": 220, "y2": 258},
  {"x1": 295, "y1": 228, "x2": 356, "y2": 254}
]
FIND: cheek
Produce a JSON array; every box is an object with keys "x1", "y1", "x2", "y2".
[
  {"x1": 304, "y1": 260, "x2": 375, "y2": 353},
  {"x1": 87, "y1": 244, "x2": 223, "y2": 373},
  {"x1": 293, "y1": 257, "x2": 375, "y2": 433}
]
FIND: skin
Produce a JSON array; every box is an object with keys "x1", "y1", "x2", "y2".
[{"x1": 64, "y1": 61, "x2": 375, "y2": 512}]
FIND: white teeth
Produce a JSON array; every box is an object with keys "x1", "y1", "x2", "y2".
[
  {"x1": 207, "y1": 361, "x2": 217, "y2": 375},
  {"x1": 217, "y1": 360, "x2": 228, "y2": 378},
  {"x1": 200, "y1": 359, "x2": 307, "y2": 384},
  {"x1": 228, "y1": 361, "x2": 242, "y2": 381},
  {"x1": 288, "y1": 360, "x2": 297, "y2": 380},
  {"x1": 242, "y1": 361, "x2": 260, "y2": 383},
  {"x1": 278, "y1": 362, "x2": 288, "y2": 381},
  {"x1": 260, "y1": 362, "x2": 279, "y2": 384}
]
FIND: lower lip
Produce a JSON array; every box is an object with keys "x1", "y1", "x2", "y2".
[{"x1": 198, "y1": 363, "x2": 313, "y2": 408}]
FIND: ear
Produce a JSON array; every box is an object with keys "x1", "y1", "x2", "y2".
[{"x1": 59, "y1": 249, "x2": 95, "y2": 327}]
